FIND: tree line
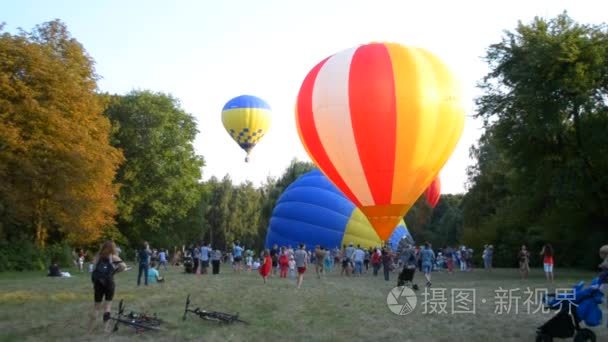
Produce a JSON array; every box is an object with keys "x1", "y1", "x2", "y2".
[{"x1": 2, "y1": 12, "x2": 605, "y2": 270}]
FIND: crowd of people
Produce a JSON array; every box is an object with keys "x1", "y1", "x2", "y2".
[{"x1": 80, "y1": 237, "x2": 608, "y2": 332}]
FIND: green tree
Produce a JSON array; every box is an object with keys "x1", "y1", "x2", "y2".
[
  {"x1": 464, "y1": 12, "x2": 608, "y2": 267},
  {"x1": 204, "y1": 175, "x2": 233, "y2": 249},
  {"x1": 0, "y1": 20, "x2": 123, "y2": 247},
  {"x1": 105, "y1": 91, "x2": 204, "y2": 246}
]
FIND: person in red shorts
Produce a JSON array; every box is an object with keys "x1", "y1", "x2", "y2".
[
  {"x1": 540, "y1": 243, "x2": 554, "y2": 283},
  {"x1": 259, "y1": 249, "x2": 273, "y2": 283},
  {"x1": 279, "y1": 248, "x2": 289, "y2": 278},
  {"x1": 294, "y1": 244, "x2": 308, "y2": 289}
]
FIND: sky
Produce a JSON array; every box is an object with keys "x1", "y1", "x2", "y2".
[{"x1": 2, "y1": 0, "x2": 606, "y2": 194}]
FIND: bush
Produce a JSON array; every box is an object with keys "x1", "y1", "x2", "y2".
[
  {"x1": 0, "y1": 239, "x2": 45, "y2": 271},
  {"x1": 45, "y1": 242, "x2": 74, "y2": 268},
  {"x1": 0, "y1": 239, "x2": 76, "y2": 272}
]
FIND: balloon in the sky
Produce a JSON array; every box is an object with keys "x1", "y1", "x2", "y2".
[
  {"x1": 388, "y1": 221, "x2": 414, "y2": 251},
  {"x1": 296, "y1": 42, "x2": 465, "y2": 240},
  {"x1": 265, "y1": 170, "x2": 410, "y2": 249},
  {"x1": 221, "y1": 95, "x2": 271, "y2": 162},
  {"x1": 424, "y1": 176, "x2": 441, "y2": 208}
]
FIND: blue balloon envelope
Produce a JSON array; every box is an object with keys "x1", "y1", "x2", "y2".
[{"x1": 265, "y1": 169, "x2": 414, "y2": 249}]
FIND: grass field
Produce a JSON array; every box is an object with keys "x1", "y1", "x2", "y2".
[{"x1": 1, "y1": 265, "x2": 606, "y2": 341}]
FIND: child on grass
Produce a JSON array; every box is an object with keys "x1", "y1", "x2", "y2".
[
  {"x1": 259, "y1": 249, "x2": 272, "y2": 283},
  {"x1": 279, "y1": 250, "x2": 289, "y2": 278},
  {"x1": 246, "y1": 254, "x2": 253, "y2": 272},
  {"x1": 147, "y1": 262, "x2": 164, "y2": 284},
  {"x1": 288, "y1": 255, "x2": 296, "y2": 279}
]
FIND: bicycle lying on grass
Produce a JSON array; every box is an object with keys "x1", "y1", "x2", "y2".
[
  {"x1": 110, "y1": 299, "x2": 163, "y2": 333},
  {"x1": 182, "y1": 294, "x2": 248, "y2": 325}
]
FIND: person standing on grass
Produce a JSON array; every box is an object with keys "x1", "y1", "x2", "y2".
[
  {"x1": 200, "y1": 242, "x2": 210, "y2": 275},
  {"x1": 314, "y1": 245, "x2": 326, "y2": 279},
  {"x1": 211, "y1": 247, "x2": 222, "y2": 275},
  {"x1": 137, "y1": 241, "x2": 151, "y2": 286},
  {"x1": 519, "y1": 245, "x2": 530, "y2": 279},
  {"x1": 540, "y1": 243, "x2": 554, "y2": 282},
  {"x1": 444, "y1": 246, "x2": 454, "y2": 274},
  {"x1": 89, "y1": 240, "x2": 126, "y2": 333},
  {"x1": 485, "y1": 245, "x2": 494, "y2": 271},
  {"x1": 232, "y1": 241, "x2": 244, "y2": 273},
  {"x1": 158, "y1": 249, "x2": 168, "y2": 271},
  {"x1": 371, "y1": 248, "x2": 382, "y2": 276},
  {"x1": 259, "y1": 249, "x2": 272, "y2": 283},
  {"x1": 353, "y1": 245, "x2": 365, "y2": 276},
  {"x1": 78, "y1": 249, "x2": 87, "y2": 272},
  {"x1": 279, "y1": 248, "x2": 290, "y2": 278},
  {"x1": 324, "y1": 248, "x2": 333, "y2": 273},
  {"x1": 294, "y1": 244, "x2": 308, "y2": 288},
  {"x1": 420, "y1": 243, "x2": 436, "y2": 287},
  {"x1": 381, "y1": 248, "x2": 393, "y2": 281},
  {"x1": 270, "y1": 244, "x2": 280, "y2": 276}
]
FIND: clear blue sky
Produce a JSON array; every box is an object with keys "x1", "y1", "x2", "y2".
[{"x1": 2, "y1": 0, "x2": 606, "y2": 193}]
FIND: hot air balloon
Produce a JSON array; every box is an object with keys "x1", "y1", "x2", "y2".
[
  {"x1": 264, "y1": 170, "x2": 411, "y2": 249},
  {"x1": 222, "y1": 95, "x2": 271, "y2": 162},
  {"x1": 388, "y1": 222, "x2": 414, "y2": 251},
  {"x1": 424, "y1": 176, "x2": 441, "y2": 208},
  {"x1": 296, "y1": 42, "x2": 465, "y2": 240}
]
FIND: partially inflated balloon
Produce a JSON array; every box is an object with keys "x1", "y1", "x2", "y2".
[
  {"x1": 265, "y1": 170, "x2": 409, "y2": 249},
  {"x1": 296, "y1": 42, "x2": 465, "y2": 239},
  {"x1": 425, "y1": 177, "x2": 441, "y2": 208},
  {"x1": 222, "y1": 95, "x2": 271, "y2": 162}
]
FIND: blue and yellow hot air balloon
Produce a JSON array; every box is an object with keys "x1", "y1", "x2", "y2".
[
  {"x1": 221, "y1": 95, "x2": 271, "y2": 162},
  {"x1": 265, "y1": 170, "x2": 413, "y2": 249}
]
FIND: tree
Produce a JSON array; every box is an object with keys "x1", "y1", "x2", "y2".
[
  {"x1": 0, "y1": 20, "x2": 124, "y2": 247},
  {"x1": 464, "y1": 12, "x2": 608, "y2": 267},
  {"x1": 405, "y1": 194, "x2": 464, "y2": 248},
  {"x1": 105, "y1": 91, "x2": 204, "y2": 246}
]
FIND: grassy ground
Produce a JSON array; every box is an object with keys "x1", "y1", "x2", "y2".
[{"x1": 0, "y1": 265, "x2": 606, "y2": 341}]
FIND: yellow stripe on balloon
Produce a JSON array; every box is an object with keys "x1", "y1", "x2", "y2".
[
  {"x1": 341, "y1": 208, "x2": 383, "y2": 249},
  {"x1": 386, "y1": 44, "x2": 421, "y2": 206},
  {"x1": 407, "y1": 49, "x2": 464, "y2": 199}
]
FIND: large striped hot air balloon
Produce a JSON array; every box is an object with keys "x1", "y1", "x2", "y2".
[
  {"x1": 222, "y1": 95, "x2": 271, "y2": 162},
  {"x1": 264, "y1": 170, "x2": 413, "y2": 249},
  {"x1": 425, "y1": 176, "x2": 441, "y2": 208},
  {"x1": 296, "y1": 42, "x2": 465, "y2": 240}
]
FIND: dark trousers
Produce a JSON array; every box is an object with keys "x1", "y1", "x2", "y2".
[
  {"x1": 372, "y1": 263, "x2": 380, "y2": 276},
  {"x1": 137, "y1": 264, "x2": 149, "y2": 285},
  {"x1": 383, "y1": 265, "x2": 390, "y2": 281},
  {"x1": 212, "y1": 260, "x2": 220, "y2": 274}
]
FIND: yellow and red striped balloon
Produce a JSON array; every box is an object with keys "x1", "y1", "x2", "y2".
[{"x1": 295, "y1": 42, "x2": 465, "y2": 240}]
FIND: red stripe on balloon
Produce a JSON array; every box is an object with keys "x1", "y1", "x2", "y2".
[
  {"x1": 425, "y1": 177, "x2": 441, "y2": 208},
  {"x1": 347, "y1": 43, "x2": 397, "y2": 205},
  {"x1": 296, "y1": 56, "x2": 362, "y2": 207}
]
